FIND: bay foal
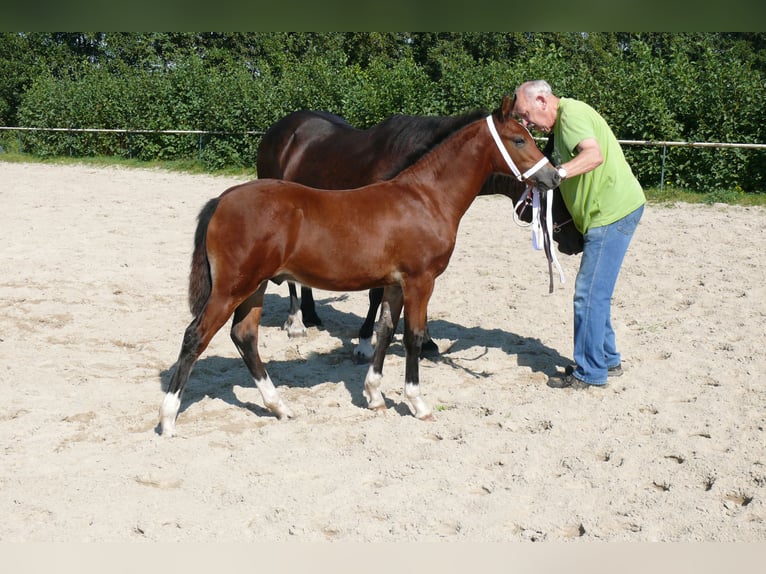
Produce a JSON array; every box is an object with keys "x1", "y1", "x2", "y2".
[{"x1": 159, "y1": 95, "x2": 560, "y2": 436}]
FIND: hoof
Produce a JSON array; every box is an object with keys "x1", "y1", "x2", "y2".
[
  {"x1": 285, "y1": 328, "x2": 307, "y2": 338},
  {"x1": 282, "y1": 321, "x2": 307, "y2": 338},
  {"x1": 302, "y1": 314, "x2": 323, "y2": 328},
  {"x1": 282, "y1": 322, "x2": 307, "y2": 338},
  {"x1": 159, "y1": 392, "x2": 180, "y2": 437},
  {"x1": 282, "y1": 311, "x2": 308, "y2": 338},
  {"x1": 354, "y1": 338, "x2": 375, "y2": 364},
  {"x1": 417, "y1": 412, "x2": 435, "y2": 421},
  {"x1": 273, "y1": 403, "x2": 295, "y2": 420},
  {"x1": 420, "y1": 339, "x2": 440, "y2": 359},
  {"x1": 362, "y1": 388, "x2": 386, "y2": 411}
]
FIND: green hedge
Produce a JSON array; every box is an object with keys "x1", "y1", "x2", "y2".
[{"x1": 10, "y1": 33, "x2": 766, "y2": 193}]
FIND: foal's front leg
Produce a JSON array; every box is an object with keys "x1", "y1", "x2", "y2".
[{"x1": 401, "y1": 282, "x2": 434, "y2": 420}]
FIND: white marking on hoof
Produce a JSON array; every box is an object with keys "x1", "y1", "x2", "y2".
[
  {"x1": 405, "y1": 382, "x2": 433, "y2": 420},
  {"x1": 159, "y1": 391, "x2": 181, "y2": 437},
  {"x1": 354, "y1": 338, "x2": 375, "y2": 364},
  {"x1": 363, "y1": 366, "x2": 386, "y2": 411},
  {"x1": 254, "y1": 373, "x2": 294, "y2": 419},
  {"x1": 282, "y1": 310, "x2": 308, "y2": 338}
]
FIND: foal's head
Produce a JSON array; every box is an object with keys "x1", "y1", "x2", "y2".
[{"x1": 489, "y1": 95, "x2": 561, "y2": 192}]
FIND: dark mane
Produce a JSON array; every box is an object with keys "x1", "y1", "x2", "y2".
[{"x1": 373, "y1": 110, "x2": 487, "y2": 179}]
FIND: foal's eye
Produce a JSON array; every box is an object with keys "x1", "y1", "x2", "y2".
[{"x1": 513, "y1": 136, "x2": 527, "y2": 147}]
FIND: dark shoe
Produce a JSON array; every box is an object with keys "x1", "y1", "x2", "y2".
[
  {"x1": 548, "y1": 374, "x2": 606, "y2": 390},
  {"x1": 564, "y1": 363, "x2": 623, "y2": 378}
]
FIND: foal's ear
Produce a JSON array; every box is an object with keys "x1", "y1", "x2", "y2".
[{"x1": 500, "y1": 94, "x2": 514, "y2": 120}]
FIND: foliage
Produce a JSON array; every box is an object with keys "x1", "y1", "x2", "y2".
[{"x1": 3, "y1": 32, "x2": 764, "y2": 191}]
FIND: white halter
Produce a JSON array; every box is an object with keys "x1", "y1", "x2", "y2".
[
  {"x1": 485, "y1": 115, "x2": 550, "y2": 181},
  {"x1": 487, "y1": 114, "x2": 565, "y2": 289}
]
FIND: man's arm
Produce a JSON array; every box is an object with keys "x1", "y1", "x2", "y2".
[{"x1": 558, "y1": 137, "x2": 603, "y2": 178}]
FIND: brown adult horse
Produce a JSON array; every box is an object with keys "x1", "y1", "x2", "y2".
[
  {"x1": 159, "y1": 95, "x2": 560, "y2": 436},
  {"x1": 257, "y1": 108, "x2": 582, "y2": 363}
]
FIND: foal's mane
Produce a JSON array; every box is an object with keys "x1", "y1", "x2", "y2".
[{"x1": 374, "y1": 110, "x2": 487, "y2": 179}]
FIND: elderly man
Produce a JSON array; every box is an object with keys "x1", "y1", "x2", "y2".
[{"x1": 513, "y1": 80, "x2": 646, "y2": 389}]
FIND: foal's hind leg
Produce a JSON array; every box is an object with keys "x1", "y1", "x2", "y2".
[
  {"x1": 363, "y1": 286, "x2": 403, "y2": 411},
  {"x1": 233, "y1": 282, "x2": 294, "y2": 420},
  {"x1": 159, "y1": 298, "x2": 238, "y2": 437}
]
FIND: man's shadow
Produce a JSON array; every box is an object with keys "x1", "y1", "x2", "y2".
[{"x1": 157, "y1": 292, "x2": 570, "y2": 428}]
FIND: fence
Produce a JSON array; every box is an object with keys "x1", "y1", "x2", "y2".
[
  {"x1": 2, "y1": 126, "x2": 765, "y2": 192},
  {"x1": 592, "y1": 138, "x2": 766, "y2": 193},
  {"x1": 0, "y1": 126, "x2": 265, "y2": 161}
]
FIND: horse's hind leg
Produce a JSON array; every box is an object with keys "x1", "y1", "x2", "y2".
[
  {"x1": 233, "y1": 282, "x2": 294, "y2": 420},
  {"x1": 355, "y1": 288, "x2": 383, "y2": 364},
  {"x1": 300, "y1": 286, "x2": 323, "y2": 327},
  {"x1": 363, "y1": 286, "x2": 403, "y2": 411},
  {"x1": 282, "y1": 282, "x2": 308, "y2": 338},
  {"x1": 421, "y1": 316, "x2": 440, "y2": 358},
  {"x1": 159, "y1": 298, "x2": 237, "y2": 437}
]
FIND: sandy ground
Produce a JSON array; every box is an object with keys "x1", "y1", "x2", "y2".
[{"x1": 1, "y1": 161, "x2": 765, "y2": 542}]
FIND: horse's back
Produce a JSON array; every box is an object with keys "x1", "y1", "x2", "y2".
[
  {"x1": 257, "y1": 110, "x2": 357, "y2": 182},
  {"x1": 256, "y1": 109, "x2": 488, "y2": 189}
]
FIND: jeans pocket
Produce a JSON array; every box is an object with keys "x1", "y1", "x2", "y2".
[{"x1": 616, "y1": 205, "x2": 644, "y2": 235}]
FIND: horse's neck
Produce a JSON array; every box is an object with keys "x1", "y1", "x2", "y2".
[{"x1": 401, "y1": 121, "x2": 495, "y2": 218}]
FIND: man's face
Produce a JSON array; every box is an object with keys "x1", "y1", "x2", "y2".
[{"x1": 513, "y1": 93, "x2": 552, "y2": 133}]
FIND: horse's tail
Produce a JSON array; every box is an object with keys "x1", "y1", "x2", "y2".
[{"x1": 188, "y1": 197, "x2": 219, "y2": 317}]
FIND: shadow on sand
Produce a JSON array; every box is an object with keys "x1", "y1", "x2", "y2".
[{"x1": 156, "y1": 291, "x2": 570, "y2": 432}]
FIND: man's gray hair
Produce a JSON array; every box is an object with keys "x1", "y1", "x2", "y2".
[{"x1": 516, "y1": 79, "x2": 553, "y2": 99}]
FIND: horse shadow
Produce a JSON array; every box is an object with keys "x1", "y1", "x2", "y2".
[{"x1": 156, "y1": 291, "x2": 570, "y2": 430}]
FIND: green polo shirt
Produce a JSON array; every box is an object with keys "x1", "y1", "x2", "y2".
[{"x1": 553, "y1": 97, "x2": 646, "y2": 233}]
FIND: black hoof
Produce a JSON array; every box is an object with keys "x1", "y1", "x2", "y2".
[
  {"x1": 420, "y1": 339, "x2": 440, "y2": 359},
  {"x1": 302, "y1": 312, "x2": 323, "y2": 328}
]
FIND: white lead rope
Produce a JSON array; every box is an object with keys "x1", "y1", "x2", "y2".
[
  {"x1": 543, "y1": 188, "x2": 566, "y2": 287},
  {"x1": 513, "y1": 187, "x2": 566, "y2": 289},
  {"x1": 487, "y1": 114, "x2": 565, "y2": 289}
]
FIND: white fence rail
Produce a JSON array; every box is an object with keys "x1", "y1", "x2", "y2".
[
  {"x1": 3, "y1": 126, "x2": 762, "y2": 147},
  {"x1": 2, "y1": 126, "x2": 764, "y2": 191},
  {"x1": 0, "y1": 126, "x2": 265, "y2": 163},
  {"x1": 533, "y1": 136, "x2": 766, "y2": 192}
]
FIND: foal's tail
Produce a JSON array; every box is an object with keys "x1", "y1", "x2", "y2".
[{"x1": 188, "y1": 197, "x2": 220, "y2": 317}]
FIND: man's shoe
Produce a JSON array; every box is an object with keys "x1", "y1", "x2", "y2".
[
  {"x1": 547, "y1": 374, "x2": 606, "y2": 390},
  {"x1": 564, "y1": 363, "x2": 623, "y2": 378}
]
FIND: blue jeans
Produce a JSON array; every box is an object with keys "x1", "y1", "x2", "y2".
[{"x1": 572, "y1": 204, "x2": 644, "y2": 385}]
